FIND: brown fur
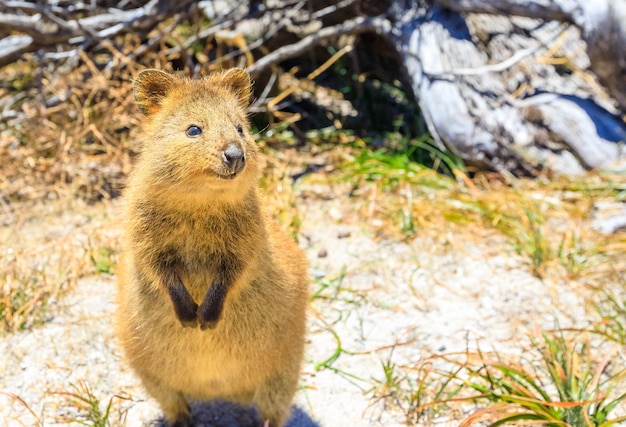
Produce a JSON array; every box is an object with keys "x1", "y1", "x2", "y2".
[{"x1": 115, "y1": 68, "x2": 309, "y2": 427}]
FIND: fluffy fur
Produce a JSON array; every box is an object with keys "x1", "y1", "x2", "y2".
[{"x1": 115, "y1": 68, "x2": 308, "y2": 427}]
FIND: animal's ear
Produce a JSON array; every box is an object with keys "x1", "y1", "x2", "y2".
[
  {"x1": 134, "y1": 69, "x2": 176, "y2": 115},
  {"x1": 220, "y1": 68, "x2": 252, "y2": 108}
]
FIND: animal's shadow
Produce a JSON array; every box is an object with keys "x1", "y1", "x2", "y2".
[{"x1": 154, "y1": 400, "x2": 320, "y2": 427}]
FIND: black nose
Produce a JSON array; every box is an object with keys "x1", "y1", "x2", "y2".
[{"x1": 222, "y1": 143, "x2": 245, "y2": 173}]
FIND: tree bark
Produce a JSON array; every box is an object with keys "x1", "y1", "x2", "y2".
[
  {"x1": 438, "y1": 0, "x2": 626, "y2": 111},
  {"x1": 385, "y1": 1, "x2": 625, "y2": 174}
]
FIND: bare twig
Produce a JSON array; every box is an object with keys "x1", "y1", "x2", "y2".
[
  {"x1": 311, "y1": 0, "x2": 357, "y2": 20},
  {"x1": 250, "y1": 71, "x2": 278, "y2": 111},
  {"x1": 436, "y1": 0, "x2": 578, "y2": 23},
  {"x1": 0, "y1": 35, "x2": 32, "y2": 65},
  {"x1": 247, "y1": 15, "x2": 390, "y2": 76},
  {"x1": 208, "y1": 2, "x2": 308, "y2": 68}
]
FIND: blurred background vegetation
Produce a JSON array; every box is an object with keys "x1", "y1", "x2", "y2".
[{"x1": 0, "y1": 0, "x2": 461, "y2": 207}]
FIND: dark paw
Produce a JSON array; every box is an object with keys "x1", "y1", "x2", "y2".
[
  {"x1": 168, "y1": 281, "x2": 199, "y2": 327},
  {"x1": 199, "y1": 317, "x2": 219, "y2": 330},
  {"x1": 179, "y1": 317, "x2": 198, "y2": 328},
  {"x1": 198, "y1": 303, "x2": 222, "y2": 330},
  {"x1": 175, "y1": 300, "x2": 199, "y2": 328},
  {"x1": 198, "y1": 282, "x2": 227, "y2": 331}
]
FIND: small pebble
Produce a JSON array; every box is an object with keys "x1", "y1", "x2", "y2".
[{"x1": 311, "y1": 268, "x2": 327, "y2": 279}]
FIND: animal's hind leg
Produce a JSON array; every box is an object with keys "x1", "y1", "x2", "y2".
[
  {"x1": 137, "y1": 371, "x2": 192, "y2": 427},
  {"x1": 253, "y1": 368, "x2": 299, "y2": 427}
]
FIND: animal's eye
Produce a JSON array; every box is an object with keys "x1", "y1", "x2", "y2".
[
  {"x1": 186, "y1": 125, "x2": 202, "y2": 137},
  {"x1": 236, "y1": 124, "x2": 244, "y2": 136}
]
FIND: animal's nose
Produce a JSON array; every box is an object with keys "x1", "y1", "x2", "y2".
[{"x1": 222, "y1": 143, "x2": 245, "y2": 173}]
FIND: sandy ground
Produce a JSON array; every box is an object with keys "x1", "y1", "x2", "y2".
[{"x1": 0, "y1": 196, "x2": 604, "y2": 427}]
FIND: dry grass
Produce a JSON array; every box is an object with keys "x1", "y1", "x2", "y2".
[
  {"x1": 0, "y1": 199, "x2": 120, "y2": 333},
  {"x1": 329, "y1": 146, "x2": 626, "y2": 283},
  {"x1": 0, "y1": 57, "x2": 136, "y2": 204}
]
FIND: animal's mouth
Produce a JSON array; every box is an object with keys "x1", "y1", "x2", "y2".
[
  {"x1": 202, "y1": 167, "x2": 242, "y2": 180},
  {"x1": 217, "y1": 172, "x2": 239, "y2": 180}
]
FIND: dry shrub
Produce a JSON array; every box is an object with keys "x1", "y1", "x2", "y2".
[{"x1": 1, "y1": 60, "x2": 132, "y2": 204}]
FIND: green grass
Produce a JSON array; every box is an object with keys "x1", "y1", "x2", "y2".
[
  {"x1": 0, "y1": 254, "x2": 52, "y2": 332},
  {"x1": 89, "y1": 245, "x2": 115, "y2": 275},
  {"x1": 503, "y1": 206, "x2": 551, "y2": 277},
  {"x1": 312, "y1": 265, "x2": 348, "y2": 301},
  {"x1": 461, "y1": 332, "x2": 626, "y2": 427},
  {"x1": 368, "y1": 356, "x2": 466, "y2": 425},
  {"x1": 342, "y1": 138, "x2": 462, "y2": 189},
  {"x1": 311, "y1": 327, "x2": 369, "y2": 385},
  {"x1": 557, "y1": 231, "x2": 600, "y2": 278},
  {"x1": 58, "y1": 381, "x2": 116, "y2": 427},
  {"x1": 591, "y1": 285, "x2": 626, "y2": 346}
]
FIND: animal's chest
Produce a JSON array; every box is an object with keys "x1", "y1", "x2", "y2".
[
  {"x1": 167, "y1": 214, "x2": 232, "y2": 258},
  {"x1": 169, "y1": 215, "x2": 255, "y2": 296},
  {"x1": 169, "y1": 219, "x2": 228, "y2": 278}
]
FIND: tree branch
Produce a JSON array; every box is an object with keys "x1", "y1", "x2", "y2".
[
  {"x1": 0, "y1": 35, "x2": 33, "y2": 67},
  {"x1": 436, "y1": 0, "x2": 579, "y2": 23},
  {"x1": 247, "y1": 15, "x2": 390, "y2": 76},
  {"x1": 0, "y1": 0, "x2": 196, "y2": 68}
]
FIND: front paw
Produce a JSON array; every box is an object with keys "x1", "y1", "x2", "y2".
[
  {"x1": 179, "y1": 316, "x2": 198, "y2": 328},
  {"x1": 199, "y1": 317, "x2": 219, "y2": 331},
  {"x1": 198, "y1": 282, "x2": 227, "y2": 331},
  {"x1": 167, "y1": 281, "x2": 199, "y2": 328},
  {"x1": 198, "y1": 298, "x2": 221, "y2": 330},
  {"x1": 174, "y1": 300, "x2": 199, "y2": 328}
]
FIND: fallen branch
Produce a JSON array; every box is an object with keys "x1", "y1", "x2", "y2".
[
  {"x1": 437, "y1": 0, "x2": 626, "y2": 109},
  {"x1": 437, "y1": 0, "x2": 578, "y2": 23},
  {"x1": 247, "y1": 16, "x2": 390, "y2": 76},
  {"x1": 0, "y1": 0, "x2": 196, "y2": 67}
]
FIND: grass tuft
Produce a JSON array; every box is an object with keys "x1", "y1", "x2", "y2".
[
  {"x1": 461, "y1": 332, "x2": 626, "y2": 427},
  {"x1": 1, "y1": 248, "x2": 54, "y2": 332},
  {"x1": 590, "y1": 285, "x2": 626, "y2": 346},
  {"x1": 367, "y1": 354, "x2": 468, "y2": 425},
  {"x1": 88, "y1": 243, "x2": 116, "y2": 275},
  {"x1": 57, "y1": 381, "x2": 115, "y2": 427},
  {"x1": 0, "y1": 200, "x2": 120, "y2": 333}
]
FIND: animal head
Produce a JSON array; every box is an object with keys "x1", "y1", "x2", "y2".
[{"x1": 133, "y1": 68, "x2": 258, "y2": 203}]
